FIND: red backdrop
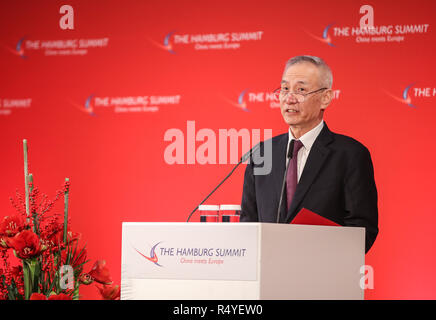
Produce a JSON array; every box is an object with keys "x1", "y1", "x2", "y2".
[{"x1": 1, "y1": 0, "x2": 436, "y2": 299}]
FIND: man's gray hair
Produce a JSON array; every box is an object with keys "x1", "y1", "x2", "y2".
[{"x1": 283, "y1": 55, "x2": 333, "y2": 89}]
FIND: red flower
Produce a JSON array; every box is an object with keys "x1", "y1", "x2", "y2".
[
  {"x1": 8, "y1": 230, "x2": 46, "y2": 259},
  {"x1": 97, "y1": 284, "x2": 120, "y2": 300},
  {"x1": 48, "y1": 293, "x2": 72, "y2": 300},
  {"x1": 78, "y1": 273, "x2": 93, "y2": 285},
  {"x1": 88, "y1": 260, "x2": 112, "y2": 285},
  {"x1": 0, "y1": 236, "x2": 10, "y2": 249},
  {"x1": 30, "y1": 293, "x2": 47, "y2": 300},
  {"x1": 0, "y1": 215, "x2": 25, "y2": 237},
  {"x1": 47, "y1": 229, "x2": 81, "y2": 248}
]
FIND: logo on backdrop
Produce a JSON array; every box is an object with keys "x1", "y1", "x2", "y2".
[
  {"x1": 151, "y1": 30, "x2": 264, "y2": 53},
  {"x1": 71, "y1": 93, "x2": 181, "y2": 116},
  {"x1": 306, "y1": 23, "x2": 336, "y2": 47},
  {"x1": 6, "y1": 36, "x2": 28, "y2": 59},
  {"x1": 385, "y1": 83, "x2": 436, "y2": 108},
  {"x1": 221, "y1": 89, "x2": 251, "y2": 112},
  {"x1": 148, "y1": 31, "x2": 177, "y2": 54},
  {"x1": 308, "y1": 23, "x2": 430, "y2": 45},
  {"x1": 163, "y1": 31, "x2": 177, "y2": 54},
  {"x1": 84, "y1": 94, "x2": 96, "y2": 116},
  {"x1": 400, "y1": 83, "x2": 417, "y2": 108},
  {"x1": 0, "y1": 98, "x2": 32, "y2": 116},
  {"x1": 133, "y1": 242, "x2": 163, "y2": 267},
  {"x1": 7, "y1": 36, "x2": 109, "y2": 57},
  {"x1": 223, "y1": 89, "x2": 341, "y2": 111}
]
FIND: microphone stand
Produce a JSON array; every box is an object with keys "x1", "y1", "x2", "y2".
[{"x1": 186, "y1": 144, "x2": 260, "y2": 222}]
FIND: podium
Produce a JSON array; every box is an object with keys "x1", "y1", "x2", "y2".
[{"x1": 121, "y1": 222, "x2": 365, "y2": 300}]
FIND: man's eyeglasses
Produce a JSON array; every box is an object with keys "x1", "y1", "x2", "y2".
[{"x1": 273, "y1": 87, "x2": 328, "y2": 103}]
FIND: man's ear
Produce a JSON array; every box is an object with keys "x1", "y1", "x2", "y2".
[{"x1": 320, "y1": 89, "x2": 333, "y2": 110}]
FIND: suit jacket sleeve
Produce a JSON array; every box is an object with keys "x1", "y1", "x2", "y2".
[
  {"x1": 240, "y1": 161, "x2": 259, "y2": 222},
  {"x1": 343, "y1": 146, "x2": 379, "y2": 253}
]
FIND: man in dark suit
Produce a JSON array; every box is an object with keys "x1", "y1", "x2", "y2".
[{"x1": 240, "y1": 55, "x2": 378, "y2": 253}]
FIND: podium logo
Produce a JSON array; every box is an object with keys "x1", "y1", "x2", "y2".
[{"x1": 133, "y1": 242, "x2": 163, "y2": 267}]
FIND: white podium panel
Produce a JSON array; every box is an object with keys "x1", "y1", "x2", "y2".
[{"x1": 121, "y1": 222, "x2": 365, "y2": 300}]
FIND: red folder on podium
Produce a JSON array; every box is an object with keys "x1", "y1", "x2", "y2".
[{"x1": 290, "y1": 208, "x2": 340, "y2": 226}]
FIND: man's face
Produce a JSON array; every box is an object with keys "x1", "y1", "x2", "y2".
[{"x1": 280, "y1": 62, "x2": 329, "y2": 131}]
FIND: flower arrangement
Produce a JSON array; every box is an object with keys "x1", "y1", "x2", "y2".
[{"x1": 0, "y1": 140, "x2": 120, "y2": 300}]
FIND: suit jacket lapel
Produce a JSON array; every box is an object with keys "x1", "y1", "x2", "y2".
[
  {"x1": 271, "y1": 133, "x2": 288, "y2": 221},
  {"x1": 284, "y1": 124, "x2": 334, "y2": 222}
]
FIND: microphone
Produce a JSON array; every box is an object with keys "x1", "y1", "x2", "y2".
[
  {"x1": 276, "y1": 140, "x2": 294, "y2": 223},
  {"x1": 186, "y1": 143, "x2": 261, "y2": 222}
]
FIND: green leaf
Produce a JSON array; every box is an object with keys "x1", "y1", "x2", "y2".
[
  {"x1": 22, "y1": 260, "x2": 31, "y2": 299},
  {"x1": 7, "y1": 282, "x2": 16, "y2": 300},
  {"x1": 46, "y1": 274, "x2": 57, "y2": 297}
]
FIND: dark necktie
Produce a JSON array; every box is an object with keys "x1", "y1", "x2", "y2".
[{"x1": 286, "y1": 140, "x2": 304, "y2": 211}]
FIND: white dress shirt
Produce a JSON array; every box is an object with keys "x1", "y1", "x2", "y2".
[{"x1": 286, "y1": 120, "x2": 324, "y2": 182}]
